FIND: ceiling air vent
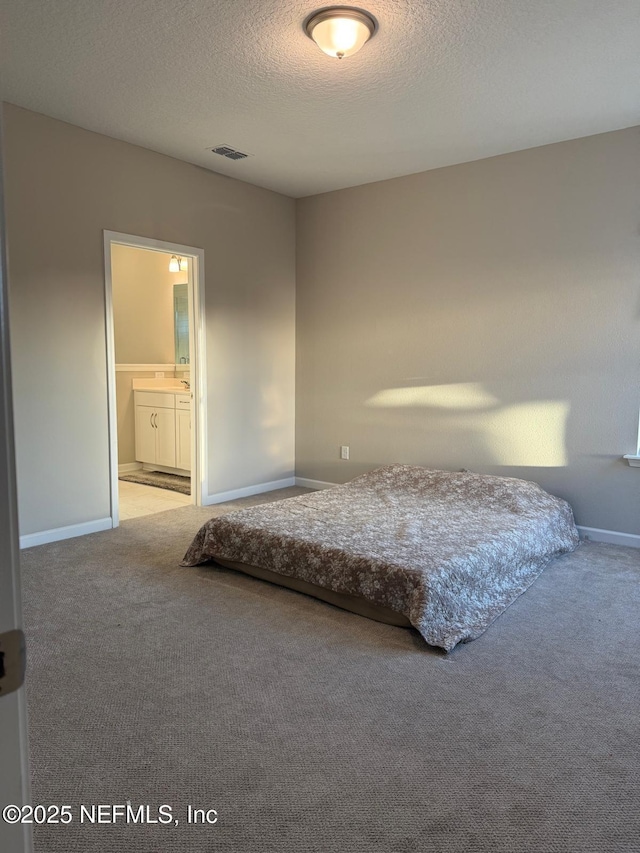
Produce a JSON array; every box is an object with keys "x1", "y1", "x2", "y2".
[{"x1": 210, "y1": 144, "x2": 250, "y2": 161}]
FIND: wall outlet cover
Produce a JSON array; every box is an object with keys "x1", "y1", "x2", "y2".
[
  {"x1": 155, "y1": 371, "x2": 165, "y2": 378},
  {"x1": 340, "y1": 445, "x2": 350, "y2": 460}
]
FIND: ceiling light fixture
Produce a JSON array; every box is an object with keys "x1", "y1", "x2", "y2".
[{"x1": 305, "y1": 6, "x2": 377, "y2": 59}]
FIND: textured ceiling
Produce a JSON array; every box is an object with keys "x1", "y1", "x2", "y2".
[{"x1": 2, "y1": 0, "x2": 639, "y2": 197}]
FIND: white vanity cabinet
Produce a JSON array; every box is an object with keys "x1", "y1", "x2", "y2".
[
  {"x1": 134, "y1": 391, "x2": 176, "y2": 468},
  {"x1": 134, "y1": 389, "x2": 191, "y2": 472},
  {"x1": 175, "y1": 395, "x2": 191, "y2": 472}
]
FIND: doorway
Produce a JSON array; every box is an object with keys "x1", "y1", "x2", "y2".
[{"x1": 103, "y1": 232, "x2": 207, "y2": 527}]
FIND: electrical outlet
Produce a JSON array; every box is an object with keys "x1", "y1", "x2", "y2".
[
  {"x1": 340, "y1": 445, "x2": 350, "y2": 460},
  {"x1": 155, "y1": 371, "x2": 165, "y2": 378}
]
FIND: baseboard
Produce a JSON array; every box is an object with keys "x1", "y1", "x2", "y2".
[
  {"x1": 203, "y1": 477, "x2": 296, "y2": 506},
  {"x1": 18, "y1": 500, "x2": 636, "y2": 552},
  {"x1": 142, "y1": 463, "x2": 190, "y2": 477},
  {"x1": 577, "y1": 525, "x2": 640, "y2": 548},
  {"x1": 20, "y1": 517, "x2": 113, "y2": 549},
  {"x1": 118, "y1": 462, "x2": 143, "y2": 475},
  {"x1": 295, "y1": 477, "x2": 339, "y2": 490}
]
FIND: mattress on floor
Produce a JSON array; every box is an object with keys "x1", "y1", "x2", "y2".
[{"x1": 181, "y1": 465, "x2": 579, "y2": 650}]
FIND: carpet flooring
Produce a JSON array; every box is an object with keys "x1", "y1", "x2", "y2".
[
  {"x1": 119, "y1": 470, "x2": 191, "y2": 495},
  {"x1": 20, "y1": 489, "x2": 640, "y2": 852}
]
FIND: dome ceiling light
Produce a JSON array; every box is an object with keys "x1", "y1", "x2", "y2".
[{"x1": 305, "y1": 6, "x2": 377, "y2": 59}]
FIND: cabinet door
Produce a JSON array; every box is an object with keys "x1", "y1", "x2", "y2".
[
  {"x1": 135, "y1": 405, "x2": 157, "y2": 464},
  {"x1": 176, "y1": 409, "x2": 191, "y2": 471},
  {"x1": 155, "y1": 407, "x2": 176, "y2": 468}
]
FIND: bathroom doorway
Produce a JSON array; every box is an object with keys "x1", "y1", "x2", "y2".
[{"x1": 103, "y1": 232, "x2": 207, "y2": 526}]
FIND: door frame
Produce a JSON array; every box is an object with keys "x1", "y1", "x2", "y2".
[
  {"x1": 0, "y1": 120, "x2": 33, "y2": 852},
  {"x1": 103, "y1": 231, "x2": 207, "y2": 526}
]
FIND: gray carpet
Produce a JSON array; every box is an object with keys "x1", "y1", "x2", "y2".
[
  {"x1": 119, "y1": 470, "x2": 191, "y2": 495},
  {"x1": 20, "y1": 488, "x2": 640, "y2": 852}
]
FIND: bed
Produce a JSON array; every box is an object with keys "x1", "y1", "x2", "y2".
[{"x1": 182, "y1": 465, "x2": 579, "y2": 650}]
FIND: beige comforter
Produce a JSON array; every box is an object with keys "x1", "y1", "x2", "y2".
[{"x1": 182, "y1": 465, "x2": 579, "y2": 650}]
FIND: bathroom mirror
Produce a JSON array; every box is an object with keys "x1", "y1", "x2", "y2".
[{"x1": 173, "y1": 283, "x2": 189, "y2": 364}]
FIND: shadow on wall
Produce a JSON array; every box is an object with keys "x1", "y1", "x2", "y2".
[
  {"x1": 365, "y1": 381, "x2": 570, "y2": 468},
  {"x1": 210, "y1": 317, "x2": 294, "y2": 490}
]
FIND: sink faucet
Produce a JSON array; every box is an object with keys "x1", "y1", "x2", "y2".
[{"x1": 181, "y1": 380, "x2": 190, "y2": 390}]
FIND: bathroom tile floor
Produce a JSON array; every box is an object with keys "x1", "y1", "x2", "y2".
[{"x1": 118, "y1": 479, "x2": 191, "y2": 521}]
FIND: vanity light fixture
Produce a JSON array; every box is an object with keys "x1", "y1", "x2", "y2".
[
  {"x1": 169, "y1": 255, "x2": 189, "y2": 272},
  {"x1": 305, "y1": 6, "x2": 377, "y2": 59}
]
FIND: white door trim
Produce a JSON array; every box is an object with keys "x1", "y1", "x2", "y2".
[
  {"x1": 103, "y1": 231, "x2": 208, "y2": 526},
  {"x1": 0, "y1": 123, "x2": 32, "y2": 852}
]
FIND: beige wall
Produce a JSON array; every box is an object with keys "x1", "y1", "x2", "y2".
[
  {"x1": 4, "y1": 104, "x2": 296, "y2": 536},
  {"x1": 112, "y1": 244, "x2": 187, "y2": 364},
  {"x1": 296, "y1": 127, "x2": 640, "y2": 534}
]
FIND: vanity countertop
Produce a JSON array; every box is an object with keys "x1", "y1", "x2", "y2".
[
  {"x1": 132, "y1": 378, "x2": 189, "y2": 393},
  {"x1": 134, "y1": 386, "x2": 190, "y2": 394}
]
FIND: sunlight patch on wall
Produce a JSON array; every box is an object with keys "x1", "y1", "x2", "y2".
[
  {"x1": 483, "y1": 401, "x2": 569, "y2": 467},
  {"x1": 260, "y1": 383, "x2": 288, "y2": 459},
  {"x1": 260, "y1": 383, "x2": 285, "y2": 429},
  {"x1": 365, "y1": 383, "x2": 569, "y2": 467},
  {"x1": 367, "y1": 383, "x2": 499, "y2": 410}
]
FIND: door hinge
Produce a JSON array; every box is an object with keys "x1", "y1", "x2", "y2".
[{"x1": 0, "y1": 629, "x2": 26, "y2": 698}]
